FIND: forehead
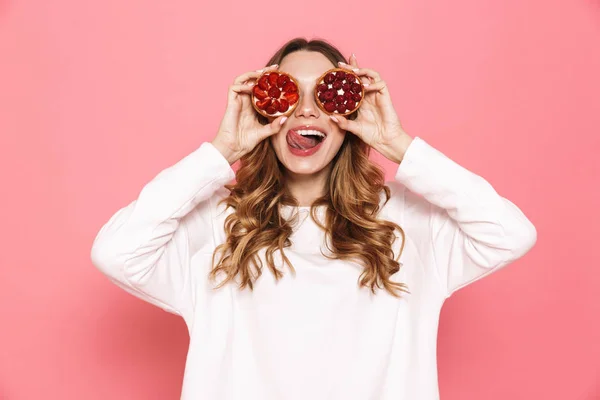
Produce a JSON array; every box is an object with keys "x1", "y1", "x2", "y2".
[{"x1": 279, "y1": 51, "x2": 336, "y2": 85}]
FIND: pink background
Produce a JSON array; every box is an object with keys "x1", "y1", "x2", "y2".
[{"x1": 1, "y1": 0, "x2": 599, "y2": 398}]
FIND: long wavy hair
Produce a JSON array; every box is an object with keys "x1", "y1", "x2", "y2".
[{"x1": 210, "y1": 38, "x2": 408, "y2": 297}]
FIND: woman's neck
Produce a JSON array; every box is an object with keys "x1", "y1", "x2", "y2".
[{"x1": 284, "y1": 166, "x2": 330, "y2": 207}]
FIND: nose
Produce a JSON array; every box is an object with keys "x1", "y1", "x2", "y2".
[{"x1": 294, "y1": 88, "x2": 320, "y2": 119}]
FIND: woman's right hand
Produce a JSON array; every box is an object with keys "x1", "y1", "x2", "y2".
[{"x1": 211, "y1": 65, "x2": 288, "y2": 164}]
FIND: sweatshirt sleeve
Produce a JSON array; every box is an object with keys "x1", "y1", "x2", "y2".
[
  {"x1": 90, "y1": 142, "x2": 236, "y2": 317},
  {"x1": 394, "y1": 137, "x2": 537, "y2": 298}
]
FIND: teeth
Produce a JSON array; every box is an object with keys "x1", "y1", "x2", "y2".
[{"x1": 296, "y1": 130, "x2": 325, "y2": 138}]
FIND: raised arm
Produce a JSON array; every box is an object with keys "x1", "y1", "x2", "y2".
[
  {"x1": 329, "y1": 58, "x2": 537, "y2": 298},
  {"x1": 91, "y1": 65, "x2": 289, "y2": 318},
  {"x1": 90, "y1": 142, "x2": 235, "y2": 317},
  {"x1": 395, "y1": 137, "x2": 537, "y2": 297}
]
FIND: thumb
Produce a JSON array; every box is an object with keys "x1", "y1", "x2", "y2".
[
  {"x1": 329, "y1": 115, "x2": 362, "y2": 136},
  {"x1": 257, "y1": 116, "x2": 288, "y2": 141}
]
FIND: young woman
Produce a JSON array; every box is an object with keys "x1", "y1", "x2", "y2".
[{"x1": 91, "y1": 38, "x2": 537, "y2": 399}]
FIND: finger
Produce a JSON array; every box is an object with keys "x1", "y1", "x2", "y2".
[
  {"x1": 338, "y1": 61, "x2": 370, "y2": 85},
  {"x1": 337, "y1": 61, "x2": 358, "y2": 73},
  {"x1": 230, "y1": 83, "x2": 254, "y2": 94},
  {"x1": 228, "y1": 83, "x2": 254, "y2": 99},
  {"x1": 329, "y1": 114, "x2": 362, "y2": 136},
  {"x1": 256, "y1": 115, "x2": 288, "y2": 140},
  {"x1": 330, "y1": 115, "x2": 376, "y2": 145},
  {"x1": 363, "y1": 80, "x2": 388, "y2": 94},
  {"x1": 233, "y1": 71, "x2": 260, "y2": 85},
  {"x1": 349, "y1": 53, "x2": 359, "y2": 68},
  {"x1": 353, "y1": 68, "x2": 382, "y2": 83},
  {"x1": 233, "y1": 64, "x2": 279, "y2": 85},
  {"x1": 227, "y1": 83, "x2": 254, "y2": 105}
]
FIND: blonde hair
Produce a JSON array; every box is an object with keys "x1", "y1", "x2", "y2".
[{"x1": 210, "y1": 38, "x2": 408, "y2": 297}]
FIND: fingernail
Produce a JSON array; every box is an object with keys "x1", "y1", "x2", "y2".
[
  {"x1": 256, "y1": 68, "x2": 264, "y2": 73},
  {"x1": 364, "y1": 82, "x2": 370, "y2": 87},
  {"x1": 352, "y1": 53, "x2": 356, "y2": 60},
  {"x1": 248, "y1": 81, "x2": 255, "y2": 86},
  {"x1": 353, "y1": 68, "x2": 359, "y2": 72},
  {"x1": 280, "y1": 116, "x2": 287, "y2": 125},
  {"x1": 329, "y1": 115, "x2": 339, "y2": 123},
  {"x1": 270, "y1": 64, "x2": 279, "y2": 68},
  {"x1": 338, "y1": 61, "x2": 348, "y2": 65}
]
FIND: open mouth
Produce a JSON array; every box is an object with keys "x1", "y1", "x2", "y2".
[{"x1": 286, "y1": 128, "x2": 327, "y2": 151}]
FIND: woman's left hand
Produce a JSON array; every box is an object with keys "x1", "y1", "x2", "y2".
[{"x1": 331, "y1": 54, "x2": 413, "y2": 164}]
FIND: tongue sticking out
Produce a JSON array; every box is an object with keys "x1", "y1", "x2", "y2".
[{"x1": 286, "y1": 130, "x2": 322, "y2": 150}]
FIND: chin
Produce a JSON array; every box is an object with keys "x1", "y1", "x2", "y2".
[{"x1": 281, "y1": 159, "x2": 329, "y2": 176}]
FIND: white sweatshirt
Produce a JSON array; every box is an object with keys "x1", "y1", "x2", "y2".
[{"x1": 90, "y1": 137, "x2": 537, "y2": 400}]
